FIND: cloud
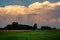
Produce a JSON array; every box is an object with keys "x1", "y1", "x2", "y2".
[
  {"x1": 0, "y1": 1, "x2": 60, "y2": 28},
  {"x1": 0, "y1": 5, "x2": 28, "y2": 15},
  {"x1": 28, "y1": 1, "x2": 60, "y2": 23}
]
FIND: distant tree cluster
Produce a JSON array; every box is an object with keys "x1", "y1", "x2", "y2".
[
  {"x1": 0, "y1": 22, "x2": 56, "y2": 30},
  {"x1": 39, "y1": 26, "x2": 56, "y2": 30},
  {"x1": 41, "y1": 26, "x2": 51, "y2": 30},
  {"x1": 4, "y1": 22, "x2": 37, "y2": 30}
]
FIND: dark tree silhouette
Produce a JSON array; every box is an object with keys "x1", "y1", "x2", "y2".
[
  {"x1": 33, "y1": 24, "x2": 37, "y2": 30},
  {"x1": 4, "y1": 22, "x2": 34, "y2": 30},
  {"x1": 52, "y1": 28, "x2": 56, "y2": 29},
  {"x1": 41, "y1": 26, "x2": 51, "y2": 30},
  {"x1": 0, "y1": 28, "x2": 3, "y2": 30},
  {"x1": 12, "y1": 22, "x2": 18, "y2": 25}
]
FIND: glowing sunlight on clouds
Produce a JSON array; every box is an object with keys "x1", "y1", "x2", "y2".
[{"x1": 0, "y1": 1, "x2": 60, "y2": 28}]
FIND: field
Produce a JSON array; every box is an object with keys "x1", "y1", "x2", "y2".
[{"x1": 0, "y1": 30, "x2": 60, "y2": 40}]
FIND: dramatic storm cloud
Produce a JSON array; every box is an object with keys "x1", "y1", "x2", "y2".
[{"x1": 0, "y1": 1, "x2": 60, "y2": 28}]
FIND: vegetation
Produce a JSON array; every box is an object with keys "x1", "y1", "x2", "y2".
[
  {"x1": 0, "y1": 22, "x2": 56, "y2": 30},
  {"x1": 41, "y1": 26, "x2": 51, "y2": 30},
  {"x1": 0, "y1": 30, "x2": 60, "y2": 40},
  {"x1": 4, "y1": 22, "x2": 37, "y2": 30},
  {"x1": 0, "y1": 22, "x2": 59, "y2": 40}
]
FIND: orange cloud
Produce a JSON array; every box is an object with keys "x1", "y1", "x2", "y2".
[
  {"x1": 0, "y1": 1, "x2": 60, "y2": 15},
  {"x1": 0, "y1": 5, "x2": 28, "y2": 15},
  {"x1": 0, "y1": 1, "x2": 60, "y2": 28}
]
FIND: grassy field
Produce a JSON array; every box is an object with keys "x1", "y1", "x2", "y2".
[{"x1": 0, "y1": 30, "x2": 60, "y2": 40}]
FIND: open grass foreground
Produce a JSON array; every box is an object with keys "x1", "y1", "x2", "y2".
[{"x1": 0, "y1": 30, "x2": 60, "y2": 40}]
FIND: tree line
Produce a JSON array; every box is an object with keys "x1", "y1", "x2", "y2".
[{"x1": 0, "y1": 22, "x2": 56, "y2": 30}]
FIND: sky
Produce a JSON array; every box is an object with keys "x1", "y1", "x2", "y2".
[
  {"x1": 0, "y1": 0, "x2": 60, "y2": 6},
  {"x1": 0, "y1": 0, "x2": 60, "y2": 28}
]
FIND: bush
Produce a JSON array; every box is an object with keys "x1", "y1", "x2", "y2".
[{"x1": 41, "y1": 26, "x2": 51, "y2": 30}]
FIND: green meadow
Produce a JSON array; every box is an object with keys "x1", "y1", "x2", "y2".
[{"x1": 0, "y1": 30, "x2": 60, "y2": 40}]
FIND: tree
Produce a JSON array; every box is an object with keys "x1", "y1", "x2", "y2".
[
  {"x1": 52, "y1": 28, "x2": 56, "y2": 29},
  {"x1": 0, "y1": 28, "x2": 3, "y2": 30},
  {"x1": 4, "y1": 22, "x2": 34, "y2": 30},
  {"x1": 33, "y1": 24, "x2": 37, "y2": 30},
  {"x1": 12, "y1": 22, "x2": 18, "y2": 25},
  {"x1": 4, "y1": 22, "x2": 19, "y2": 30},
  {"x1": 41, "y1": 26, "x2": 51, "y2": 30}
]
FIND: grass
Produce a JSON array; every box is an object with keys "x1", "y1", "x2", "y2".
[{"x1": 0, "y1": 30, "x2": 60, "y2": 40}]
